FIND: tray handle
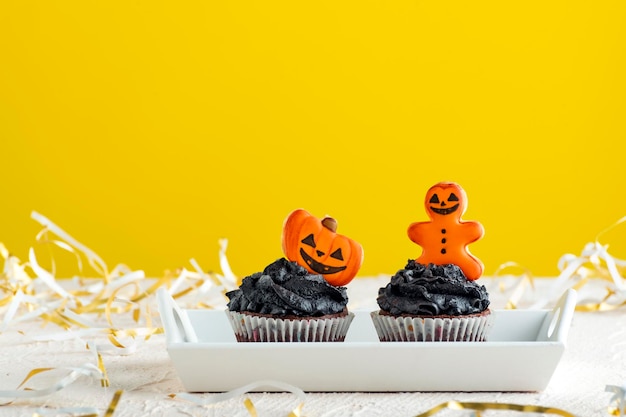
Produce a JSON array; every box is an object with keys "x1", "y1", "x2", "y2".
[
  {"x1": 536, "y1": 288, "x2": 577, "y2": 342},
  {"x1": 157, "y1": 287, "x2": 199, "y2": 344}
]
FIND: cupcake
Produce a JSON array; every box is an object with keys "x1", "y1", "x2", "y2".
[
  {"x1": 371, "y1": 181, "x2": 493, "y2": 342},
  {"x1": 371, "y1": 260, "x2": 492, "y2": 341},
  {"x1": 225, "y1": 209, "x2": 363, "y2": 342},
  {"x1": 225, "y1": 258, "x2": 353, "y2": 342}
]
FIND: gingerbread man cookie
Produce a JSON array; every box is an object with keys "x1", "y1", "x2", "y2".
[{"x1": 407, "y1": 182, "x2": 484, "y2": 280}]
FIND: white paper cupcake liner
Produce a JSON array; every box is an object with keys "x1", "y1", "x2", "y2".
[
  {"x1": 226, "y1": 311, "x2": 354, "y2": 342},
  {"x1": 370, "y1": 310, "x2": 493, "y2": 342}
]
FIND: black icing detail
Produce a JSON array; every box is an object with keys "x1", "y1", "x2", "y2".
[
  {"x1": 300, "y1": 248, "x2": 347, "y2": 275},
  {"x1": 430, "y1": 203, "x2": 460, "y2": 215},
  {"x1": 429, "y1": 193, "x2": 440, "y2": 204},
  {"x1": 448, "y1": 193, "x2": 459, "y2": 201},
  {"x1": 301, "y1": 234, "x2": 316, "y2": 248},
  {"x1": 376, "y1": 261, "x2": 490, "y2": 316},
  {"x1": 226, "y1": 258, "x2": 348, "y2": 316},
  {"x1": 330, "y1": 248, "x2": 343, "y2": 261}
]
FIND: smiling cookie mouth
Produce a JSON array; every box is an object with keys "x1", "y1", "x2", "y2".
[
  {"x1": 299, "y1": 248, "x2": 347, "y2": 275},
  {"x1": 430, "y1": 204, "x2": 460, "y2": 215}
]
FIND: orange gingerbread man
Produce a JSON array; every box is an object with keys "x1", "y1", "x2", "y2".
[{"x1": 407, "y1": 182, "x2": 484, "y2": 280}]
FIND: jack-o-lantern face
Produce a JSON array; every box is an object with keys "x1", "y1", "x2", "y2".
[
  {"x1": 425, "y1": 182, "x2": 467, "y2": 219},
  {"x1": 282, "y1": 209, "x2": 363, "y2": 286},
  {"x1": 298, "y1": 232, "x2": 348, "y2": 274}
]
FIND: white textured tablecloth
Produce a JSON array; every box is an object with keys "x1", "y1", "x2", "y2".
[{"x1": 0, "y1": 276, "x2": 623, "y2": 417}]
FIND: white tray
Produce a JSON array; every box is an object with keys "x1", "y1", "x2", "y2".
[{"x1": 157, "y1": 288, "x2": 576, "y2": 392}]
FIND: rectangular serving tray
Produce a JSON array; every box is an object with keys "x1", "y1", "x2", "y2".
[{"x1": 157, "y1": 288, "x2": 576, "y2": 392}]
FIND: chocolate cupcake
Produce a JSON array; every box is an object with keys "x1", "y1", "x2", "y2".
[
  {"x1": 371, "y1": 260, "x2": 493, "y2": 342},
  {"x1": 226, "y1": 258, "x2": 353, "y2": 342}
]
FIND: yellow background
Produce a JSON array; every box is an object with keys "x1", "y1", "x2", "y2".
[{"x1": 1, "y1": 1, "x2": 625, "y2": 279}]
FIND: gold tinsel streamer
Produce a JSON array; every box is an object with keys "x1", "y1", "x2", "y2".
[
  {"x1": 2, "y1": 212, "x2": 626, "y2": 416},
  {"x1": 30, "y1": 390, "x2": 122, "y2": 417},
  {"x1": 490, "y1": 261, "x2": 535, "y2": 309},
  {"x1": 546, "y1": 216, "x2": 626, "y2": 312},
  {"x1": 486, "y1": 216, "x2": 626, "y2": 311},
  {"x1": 103, "y1": 390, "x2": 124, "y2": 417},
  {"x1": 414, "y1": 401, "x2": 576, "y2": 416},
  {"x1": 0, "y1": 212, "x2": 236, "y2": 414}
]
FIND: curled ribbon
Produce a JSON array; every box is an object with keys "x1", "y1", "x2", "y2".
[
  {"x1": 0, "y1": 212, "x2": 236, "y2": 415},
  {"x1": 30, "y1": 390, "x2": 122, "y2": 417},
  {"x1": 0, "y1": 343, "x2": 110, "y2": 404},
  {"x1": 489, "y1": 261, "x2": 535, "y2": 309},
  {"x1": 607, "y1": 384, "x2": 626, "y2": 416},
  {"x1": 2, "y1": 212, "x2": 624, "y2": 416},
  {"x1": 413, "y1": 401, "x2": 576, "y2": 417},
  {"x1": 31, "y1": 211, "x2": 109, "y2": 279},
  {"x1": 487, "y1": 216, "x2": 626, "y2": 311},
  {"x1": 0, "y1": 362, "x2": 106, "y2": 401},
  {"x1": 1, "y1": 211, "x2": 235, "y2": 338},
  {"x1": 171, "y1": 379, "x2": 305, "y2": 417}
]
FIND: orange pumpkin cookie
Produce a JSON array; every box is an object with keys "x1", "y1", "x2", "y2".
[
  {"x1": 407, "y1": 182, "x2": 484, "y2": 280},
  {"x1": 224, "y1": 208, "x2": 361, "y2": 342},
  {"x1": 282, "y1": 209, "x2": 364, "y2": 286}
]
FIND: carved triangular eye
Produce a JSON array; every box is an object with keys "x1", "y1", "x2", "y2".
[
  {"x1": 448, "y1": 193, "x2": 459, "y2": 202},
  {"x1": 330, "y1": 248, "x2": 344, "y2": 261},
  {"x1": 429, "y1": 194, "x2": 440, "y2": 204},
  {"x1": 301, "y1": 234, "x2": 316, "y2": 248}
]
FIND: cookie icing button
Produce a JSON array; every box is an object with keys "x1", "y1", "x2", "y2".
[
  {"x1": 407, "y1": 182, "x2": 484, "y2": 280},
  {"x1": 282, "y1": 209, "x2": 364, "y2": 286}
]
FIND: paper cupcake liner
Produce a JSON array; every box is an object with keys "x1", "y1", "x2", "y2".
[
  {"x1": 226, "y1": 311, "x2": 354, "y2": 342},
  {"x1": 370, "y1": 310, "x2": 493, "y2": 342}
]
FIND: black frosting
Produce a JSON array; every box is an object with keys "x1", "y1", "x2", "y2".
[
  {"x1": 226, "y1": 258, "x2": 349, "y2": 317},
  {"x1": 377, "y1": 260, "x2": 490, "y2": 316}
]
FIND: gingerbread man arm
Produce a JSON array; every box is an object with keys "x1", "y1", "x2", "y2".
[
  {"x1": 458, "y1": 221, "x2": 484, "y2": 280},
  {"x1": 461, "y1": 220, "x2": 484, "y2": 244},
  {"x1": 407, "y1": 221, "x2": 429, "y2": 246}
]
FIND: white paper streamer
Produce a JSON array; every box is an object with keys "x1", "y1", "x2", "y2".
[
  {"x1": 31, "y1": 211, "x2": 109, "y2": 278},
  {"x1": 174, "y1": 379, "x2": 306, "y2": 414},
  {"x1": 0, "y1": 363, "x2": 105, "y2": 399},
  {"x1": 606, "y1": 384, "x2": 626, "y2": 416},
  {"x1": 0, "y1": 289, "x2": 24, "y2": 332},
  {"x1": 529, "y1": 217, "x2": 626, "y2": 310},
  {"x1": 218, "y1": 238, "x2": 237, "y2": 289},
  {"x1": 28, "y1": 247, "x2": 72, "y2": 299},
  {"x1": 1, "y1": 246, "x2": 31, "y2": 286}
]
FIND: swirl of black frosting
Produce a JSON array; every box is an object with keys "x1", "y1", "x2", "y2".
[
  {"x1": 226, "y1": 258, "x2": 349, "y2": 316},
  {"x1": 376, "y1": 260, "x2": 490, "y2": 316}
]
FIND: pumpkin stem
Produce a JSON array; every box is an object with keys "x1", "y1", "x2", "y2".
[{"x1": 321, "y1": 217, "x2": 337, "y2": 232}]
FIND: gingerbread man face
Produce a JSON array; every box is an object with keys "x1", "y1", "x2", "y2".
[
  {"x1": 407, "y1": 182, "x2": 484, "y2": 280},
  {"x1": 425, "y1": 183, "x2": 468, "y2": 219}
]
